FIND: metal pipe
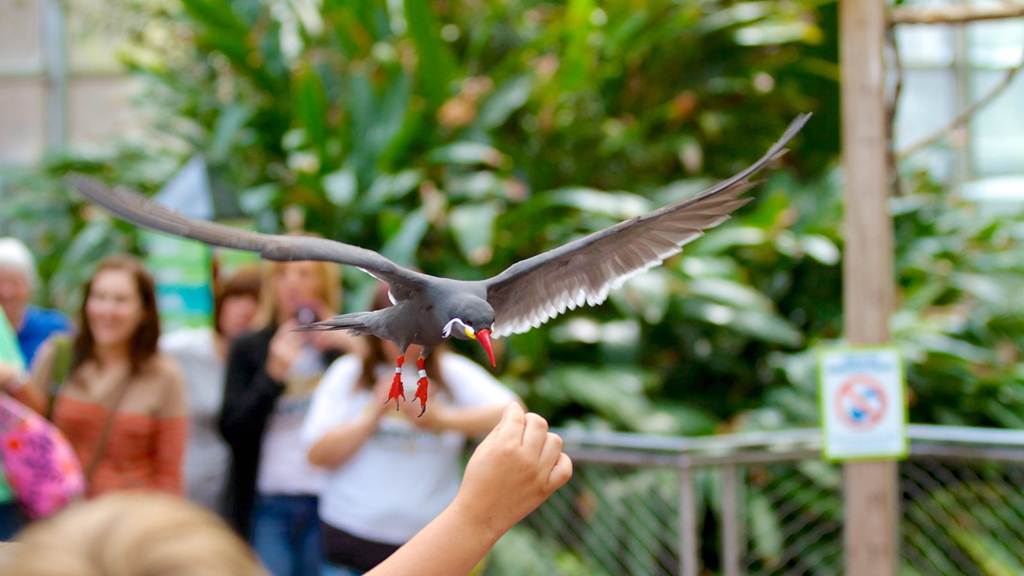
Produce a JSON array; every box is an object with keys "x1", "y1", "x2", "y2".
[
  {"x1": 562, "y1": 448, "x2": 683, "y2": 468},
  {"x1": 559, "y1": 427, "x2": 822, "y2": 454},
  {"x1": 910, "y1": 444, "x2": 1024, "y2": 462},
  {"x1": 679, "y1": 461, "x2": 698, "y2": 576},
  {"x1": 564, "y1": 447, "x2": 824, "y2": 468},
  {"x1": 558, "y1": 425, "x2": 1024, "y2": 459},
  {"x1": 908, "y1": 424, "x2": 1024, "y2": 446}
]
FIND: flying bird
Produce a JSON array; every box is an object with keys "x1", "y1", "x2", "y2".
[{"x1": 72, "y1": 113, "x2": 810, "y2": 415}]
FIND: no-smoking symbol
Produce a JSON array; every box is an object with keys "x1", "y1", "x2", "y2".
[{"x1": 834, "y1": 374, "x2": 887, "y2": 430}]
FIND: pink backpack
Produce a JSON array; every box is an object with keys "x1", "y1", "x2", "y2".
[{"x1": 0, "y1": 394, "x2": 85, "y2": 519}]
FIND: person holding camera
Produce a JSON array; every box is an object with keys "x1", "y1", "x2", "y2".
[{"x1": 219, "y1": 259, "x2": 362, "y2": 576}]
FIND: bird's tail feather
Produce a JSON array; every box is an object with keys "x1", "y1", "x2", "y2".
[{"x1": 294, "y1": 311, "x2": 375, "y2": 335}]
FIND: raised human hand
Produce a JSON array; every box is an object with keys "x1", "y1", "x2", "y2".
[
  {"x1": 363, "y1": 403, "x2": 572, "y2": 576},
  {"x1": 266, "y1": 320, "x2": 302, "y2": 382},
  {"x1": 449, "y1": 403, "x2": 572, "y2": 535}
]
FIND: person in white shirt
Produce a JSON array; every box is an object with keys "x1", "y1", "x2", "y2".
[
  {"x1": 160, "y1": 266, "x2": 261, "y2": 515},
  {"x1": 303, "y1": 286, "x2": 518, "y2": 576}
]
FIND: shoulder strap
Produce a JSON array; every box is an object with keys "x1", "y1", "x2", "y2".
[
  {"x1": 83, "y1": 373, "x2": 132, "y2": 483},
  {"x1": 46, "y1": 335, "x2": 73, "y2": 419}
]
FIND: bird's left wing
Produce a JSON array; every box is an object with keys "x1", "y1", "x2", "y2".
[
  {"x1": 70, "y1": 176, "x2": 427, "y2": 299},
  {"x1": 484, "y1": 113, "x2": 811, "y2": 338}
]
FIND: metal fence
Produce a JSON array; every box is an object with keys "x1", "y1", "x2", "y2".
[{"x1": 483, "y1": 426, "x2": 1024, "y2": 575}]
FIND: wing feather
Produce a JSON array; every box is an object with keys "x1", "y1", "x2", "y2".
[
  {"x1": 70, "y1": 176, "x2": 426, "y2": 299},
  {"x1": 485, "y1": 113, "x2": 811, "y2": 338}
]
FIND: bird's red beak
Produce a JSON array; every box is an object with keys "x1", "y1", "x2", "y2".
[{"x1": 477, "y1": 329, "x2": 496, "y2": 368}]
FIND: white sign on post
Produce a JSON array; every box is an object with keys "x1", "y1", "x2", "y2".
[{"x1": 819, "y1": 347, "x2": 907, "y2": 461}]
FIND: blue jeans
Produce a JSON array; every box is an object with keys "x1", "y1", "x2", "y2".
[
  {"x1": 321, "y1": 563, "x2": 363, "y2": 576},
  {"x1": 0, "y1": 501, "x2": 25, "y2": 540},
  {"x1": 252, "y1": 494, "x2": 321, "y2": 576}
]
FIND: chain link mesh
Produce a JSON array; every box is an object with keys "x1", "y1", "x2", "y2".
[
  {"x1": 901, "y1": 457, "x2": 1024, "y2": 575},
  {"x1": 484, "y1": 442, "x2": 1024, "y2": 575}
]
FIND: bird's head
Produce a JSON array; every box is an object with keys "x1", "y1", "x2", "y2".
[{"x1": 440, "y1": 296, "x2": 496, "y2": 367}]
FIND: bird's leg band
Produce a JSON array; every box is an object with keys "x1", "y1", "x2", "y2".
[
  {"x1": 414, "y1": 357, "x2": 429, "y2": 417},
  {"x1": 386, "y1": 355, "x2": 405, "y2": 409}
]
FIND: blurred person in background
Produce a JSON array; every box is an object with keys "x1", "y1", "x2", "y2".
[
  {"x1": 0, "y1": 237, "x2": 70, "y2": 367},
  {"x1": 7, "y1": 255, "x2": 187, "y2": 497},
  {"x1": 2, "y1": 403, "x2": 572, "y2": 576},
  {"x1": 219, "y1": 258, "x2": 362, "y2": 576},
  {"x1": 161, "y1": 265, "x2": 262, "y2": 515},
  {"x1": 304, "y1": 285, "x2": 517, "y2": 575},
  {"x1": 0, "y1": 306, "x2": 29, "y2": 539}
]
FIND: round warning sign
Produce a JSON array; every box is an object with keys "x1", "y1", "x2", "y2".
[{"x1": 834, "y1": 375, "x2": 887, "y2": 430}]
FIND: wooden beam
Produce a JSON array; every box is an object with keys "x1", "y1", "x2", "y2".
[
  {"x1": 891, "y1": 3, "x2": 1024, "y2": 26},
  {"x1": 840, "y1": 0, "x2": 899, "y2": 575}
]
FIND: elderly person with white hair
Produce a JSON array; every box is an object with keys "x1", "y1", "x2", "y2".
[{"x1": 0, "y1": 237, "x2": 70, "y2": 366}]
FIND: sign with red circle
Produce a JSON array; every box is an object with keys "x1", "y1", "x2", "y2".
[
  {"x1": 834, "y1": 375, "x2": 888, "y2": 430},
  {"x1": 820, "y1": 347, "x2": 906, "y2": 460}
]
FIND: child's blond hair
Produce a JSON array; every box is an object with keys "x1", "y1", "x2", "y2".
[{"x1": 5, "y1": 491, "x2": 266, "y2": 576}]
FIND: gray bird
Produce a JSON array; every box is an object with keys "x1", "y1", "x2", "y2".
[{"x1": 72, "y1": 113, "x2": 810, "y2": 415}]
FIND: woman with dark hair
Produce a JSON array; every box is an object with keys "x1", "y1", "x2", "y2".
[
  {"x1": 9, "y1": 255, "x2": 187, "y2": 497},
  {"x1": 303, "y1": 285, "x2": 517, "y2": 576}
]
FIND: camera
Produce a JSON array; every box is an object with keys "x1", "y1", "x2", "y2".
[{"x1": 294, "y1": 305, "x2": 317, "y2": 325}]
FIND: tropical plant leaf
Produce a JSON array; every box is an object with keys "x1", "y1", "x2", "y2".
[{"x1": 402, "y1": 0, "x2": 458, "y2": 108}]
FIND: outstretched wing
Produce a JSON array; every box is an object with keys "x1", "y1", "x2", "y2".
[
  {"x1": 484, "y1": 113, "x2": 811, "y2": 338},
  {"x1": 70, "y1": 176, "x2": 427, "y2": 300}
]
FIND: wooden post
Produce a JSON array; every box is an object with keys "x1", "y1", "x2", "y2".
[
  {"x1": 720, "y1": 464, "x2": 743, "y2": 576},
  {"x1": 840, "y1": 0, "x2": 899, "y2": 575},
  {"x1": 679, "y1": 464, "x2": 698, "y2": 576}
]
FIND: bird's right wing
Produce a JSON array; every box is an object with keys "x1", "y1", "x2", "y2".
[
  {"x1": 70, "y1": 176, "x2": 426, "y2": 300},
  {"x1": 484, "y1": 113, "x2": 811, "y2": 338}
]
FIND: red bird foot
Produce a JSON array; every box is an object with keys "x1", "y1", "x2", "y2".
[
  {"x1": 414, "y1": 358, "x2": 429, "y2": 417},
  {"x1": 386, "y1": 355, "x2": 405, "y2": 410}
]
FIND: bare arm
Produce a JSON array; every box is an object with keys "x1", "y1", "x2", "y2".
[
  {"x1": 13, "y1": 378, "x2": 47, "y2": 414},
  {"x1": 0, "y1": 363, "x2": 24, "y2": 393},
  {"x1": 307, "y1": 409, "x2": 381, "y2": 468},
  {"x1": 153, "y1": 359, "x2": 188, "y2": 494},
  {"x1": 367, "y1": 403, "x2": 572, "y2": 576},
  {"x1": 404, "y1": 402, "x2": 514, "y2": 438},
  {"x1": 307, "y1": 374, "x2": 391, "y2": 469},
  {"x1": 0, "y1": 362, "x2": 45, "y2": 414},
  {"x1": 6, "y1": 340, "x2": 57, "y2": 414},
  {"x1": 368, "y1": 501, "x2": 503, "y2": 575},
  {"x1": 437, "y1": 403, "x2": 510, "y2": 437}
]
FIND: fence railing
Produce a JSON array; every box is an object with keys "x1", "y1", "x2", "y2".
[{"x1": 484, "y1": 425, "x2": 1024, "y2": 576}]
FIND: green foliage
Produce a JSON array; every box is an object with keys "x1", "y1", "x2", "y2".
[
  {"x1": 7, "y1": 0, "x2": 1022, "y2": 437},
  {"x1": 2, "y1": 0, "x2": 1021, "y2": 437},
  {"x1": 741, "y1": 171, "x2": 1024, "y2": 431},
  {"x1": 488, "y1": 525, "x2": 592, "y2": 576},
  {"x1": 6, "y1": 0, "x2": 1015, "y2": 434},
  {"x1": 3, "y1": 0, "x2": 843, "y2": 432}
]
